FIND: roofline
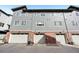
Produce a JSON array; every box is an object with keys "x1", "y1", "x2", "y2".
[
  {"x1": 11, "y1": 5, "x2": 79, "y2": 12},
  {"x1": 11, "y1": 5, "x2": 27, "y2": 12},
  {"x1": 68, "y1": 5, "x2": 79, "y2": 11},
  {"x1": 0, "y1": 9, "x2": 12, "y2": 16},
  {"x1": 24, "y1": 9, "x2": 73, "y2": 12}
]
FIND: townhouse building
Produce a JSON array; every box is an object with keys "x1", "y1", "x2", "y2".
[
  {"x1": 6, "y1": 5, "x2": 79, "y2": 45},
  {"x1": 0, "y1": 9, "x2": 12, "y2": 43}
]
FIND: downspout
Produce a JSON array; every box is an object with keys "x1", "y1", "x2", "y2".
[{"x1": 62, "y1": 12, "x2": 70, "y2": 44}]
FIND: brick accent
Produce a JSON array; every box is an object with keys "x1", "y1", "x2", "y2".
[
  {"x1": 28, "y1": 32, "x2": 35, "y2": 44},
  {"x1": 4, "y1": 32, "x2": 11, "y2": 43},
  {"x1": 65, "y1": 32, "x2": 73, "y2": 44},
  {"x1": 44, "y1": 32, "x2": 56, "y2": 44},
  {"x1": 44, "y1": 32, "x2": 56, "y2": 37}
]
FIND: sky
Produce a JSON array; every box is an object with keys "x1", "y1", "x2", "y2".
[{"x1": 0, "y1": 5, "x2": 75, "y2": 14}]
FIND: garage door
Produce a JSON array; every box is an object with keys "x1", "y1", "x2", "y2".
[
  {"x1": 56, "y1": 35, "x2": 66, "y2": 45},
  {"x1": 34, "y1": 35, "x2": 45, "y2": 44},
  {"x1": 0, "y1": 34, "x2": 6, "y2": 43},
  {"x1": 72, "y1": 35, "x2": 79, "y2": 45},
  {"x1": 9, "y1": 34, "x2": 28, "y2": 43}
]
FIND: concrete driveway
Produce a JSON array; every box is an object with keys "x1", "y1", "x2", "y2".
[{"x1": 0, "y1": 43, "x2": 79, "y2": 53}]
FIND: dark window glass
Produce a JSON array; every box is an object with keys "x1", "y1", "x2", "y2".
[
  {"x1": 21, "y1": 21, "x2": 26, "y2": 25},
  {"x1": 54, "y1": 21, "x2": 62, "y2": 26},
  {"x1": 37, "y1": 24, "x2": 44, "y2": 26},
  {"x1": 72, "y1": 21, "x2": 78, "y2": 26},
  {"x1": 76, "y1": 13, "x2": 79, "y2": 16},
  {"x1": 41, "y1": 13, "x2": 45, "y2": 16},
  {"x1": 54, "y1": 21, "x2": 56, "y2": 26},
  {"x1": 15, "y1": 21, "x2": 19, "y2": 25},
  {"x1": 0, "y1": 22, "x2": 4, "y2": 27},
  {"x1": 59, "y1": 21, "x2": 62, "y2": 26}
]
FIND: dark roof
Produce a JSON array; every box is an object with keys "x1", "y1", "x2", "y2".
[
  {"x1": 12, "y1": 5, "x2": 27, "y2": 11},
  {"x1": 11, "y1": 5, "x2": 79, "y2": 12},
  {"x1": 26, "y1": 9, "x2": 73, "y2": 12},
  {"x1": 68, "y1": 5, "x2": 79, "y2": 11},
  {"x1": 0, "y1": 9, "x2": 12, "y2": 16}
]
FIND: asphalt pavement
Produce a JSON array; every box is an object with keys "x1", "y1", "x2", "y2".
[{"x1": 0, "y1": 43, "x2": 79, "y2": 53}]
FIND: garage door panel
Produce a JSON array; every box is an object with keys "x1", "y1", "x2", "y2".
[
  {"x1": 72, "y1": 35, "x2": 79, "y2": 45},
  {"x1": 0, "y1": 34, "x2": 6, "y2": 43},
  {"x1": 56, "y1": 35, "x2": 66, "y2": 45},
  {"x1": 9, "y1": 34, "x2": 28, "y2": 43},
  {"x1": 34, "y1": 35, "x2": 45, "y2": 44}
]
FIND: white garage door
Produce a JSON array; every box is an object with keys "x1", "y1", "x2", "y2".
[
  {"x1": 34, "y1": 35, "x2": 45, "y2": 44},
  {"x1": 0, "y1": 34, "x2": 6, "y2": 43},
  {"x1": 56, "y1": 35, "x2": 66, "y2": 45},
  {"x1": 72, "y1": 35, "x2": 79, "y2": 45},
  {"x1": 9, "y1": 34, "x2": 28, "y2": 43}
]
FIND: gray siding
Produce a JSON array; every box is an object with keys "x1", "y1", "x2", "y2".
[
  {"x1": 64, "y1": 11, "x2": 79, "y2": 33},
  {"x1": 10, "y1": 9, "x2": 79, "y2": 33}
]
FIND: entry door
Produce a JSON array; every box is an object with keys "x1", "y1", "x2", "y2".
[
  {"x1": 9, "y1": 34, "x2": 28, "y2": 43},
  {"x1": 45, "y1": 35, "x2": 56, "y2": 44},
  {"x1": 56, "y1": 35, "x2": 66, "y2": 45},
  {"x1": 72, "y1": 35, "x2": 79, "y2": 45}
]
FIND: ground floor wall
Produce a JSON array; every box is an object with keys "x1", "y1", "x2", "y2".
[
  {"x1": 2, "y1": 31, "x2": 79, "y2": 45},
  {"x1": 0, "y1": 34, "x2": 6, "y2": 43}
]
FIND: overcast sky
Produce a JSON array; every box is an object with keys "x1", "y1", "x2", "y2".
[{"x1": 0, "y1": 5, "x2": 77, "y2": 14}]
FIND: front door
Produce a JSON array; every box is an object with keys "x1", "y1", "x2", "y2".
[{"x1": 45, "y1": 35, "x2": 56, "y2": 44}]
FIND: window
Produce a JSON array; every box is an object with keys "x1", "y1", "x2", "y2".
[
  {"x1": 0, "y1": 12, "x2": 1, "y2": 16},
  {"x1": 41, "y1": 13, "x2": 45, "y2": 16},
  {"x1": 54, "y1": 21, "x2": 62, "y2": 26},
  {"x1": 59, "y1": 21, "x2": 62, "y2": 26},
  {"x1": 76, "y1": 13, "x2": 79, "y2": 16},
  {"x1": 15, "y1": 12, "x2": 23, "y2": 16},
  {"x1": 21, "y1": 13, "x2": 26, "y2": 17},
  {"x1": 7, "y1": 24, "x2": 10, "y2": 29},
  {"x1": 21, "y1": 21, "x2": 26, "y2": 25},
  {"x1": 54, "y1": 21, "x2": 56, "y2": 26},
  {"x1": 16, "y1": 12, "x2": 20, "y2": 16},
  {"x1": 37, "y1": 22, "x2": 44, "y2": 26},
  {"x1": 37, "y1": 24, "x2": 44, "y2": 26},
  {"x1": 71, "y1": 21, "x2": 78, "y2": 26},
  {"x1": 0, "y1": 22, "x2": 4, "y2": 27},
  {"x1": 15, "y1": 21, "x2": 19, "y2": 25}
]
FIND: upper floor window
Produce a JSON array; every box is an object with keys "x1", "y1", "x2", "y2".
[
  {"x1": 59, "y1": 21, "x2": 62, "y2": 26},
  {"x1": 0, "y1": 12, "x2": 1, "y2": 16},
  {"x1": 54, "y1": 21, "x2": 62, "y2": 26},
  {"x1": 41, "y1": 13, "x2": 45, "y2": 16},
  {"x1": 76, "y1": 13, "x2": 79, "y2": 16},
  {"x1": 16, "y1": 12, "x2": 20, "y2": 16},
  {"x1": 21, "y1": 21, "x2": 26, "y2": 25},
  {"x1": 15, "y1": 12, "x2": 25, "y2": 16},
  {"x1": 71, "y1": 21, "x2": 78, "y2": 26},
  {"x1": 0, "y1": 22, "x2": 4, "y2": 27},
  {"x1": 37, "y1": 22, "x2": 44, "y2": 26},
  {"x1": 15, "y1": 21, "x2": 19, "y2": 25}
]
